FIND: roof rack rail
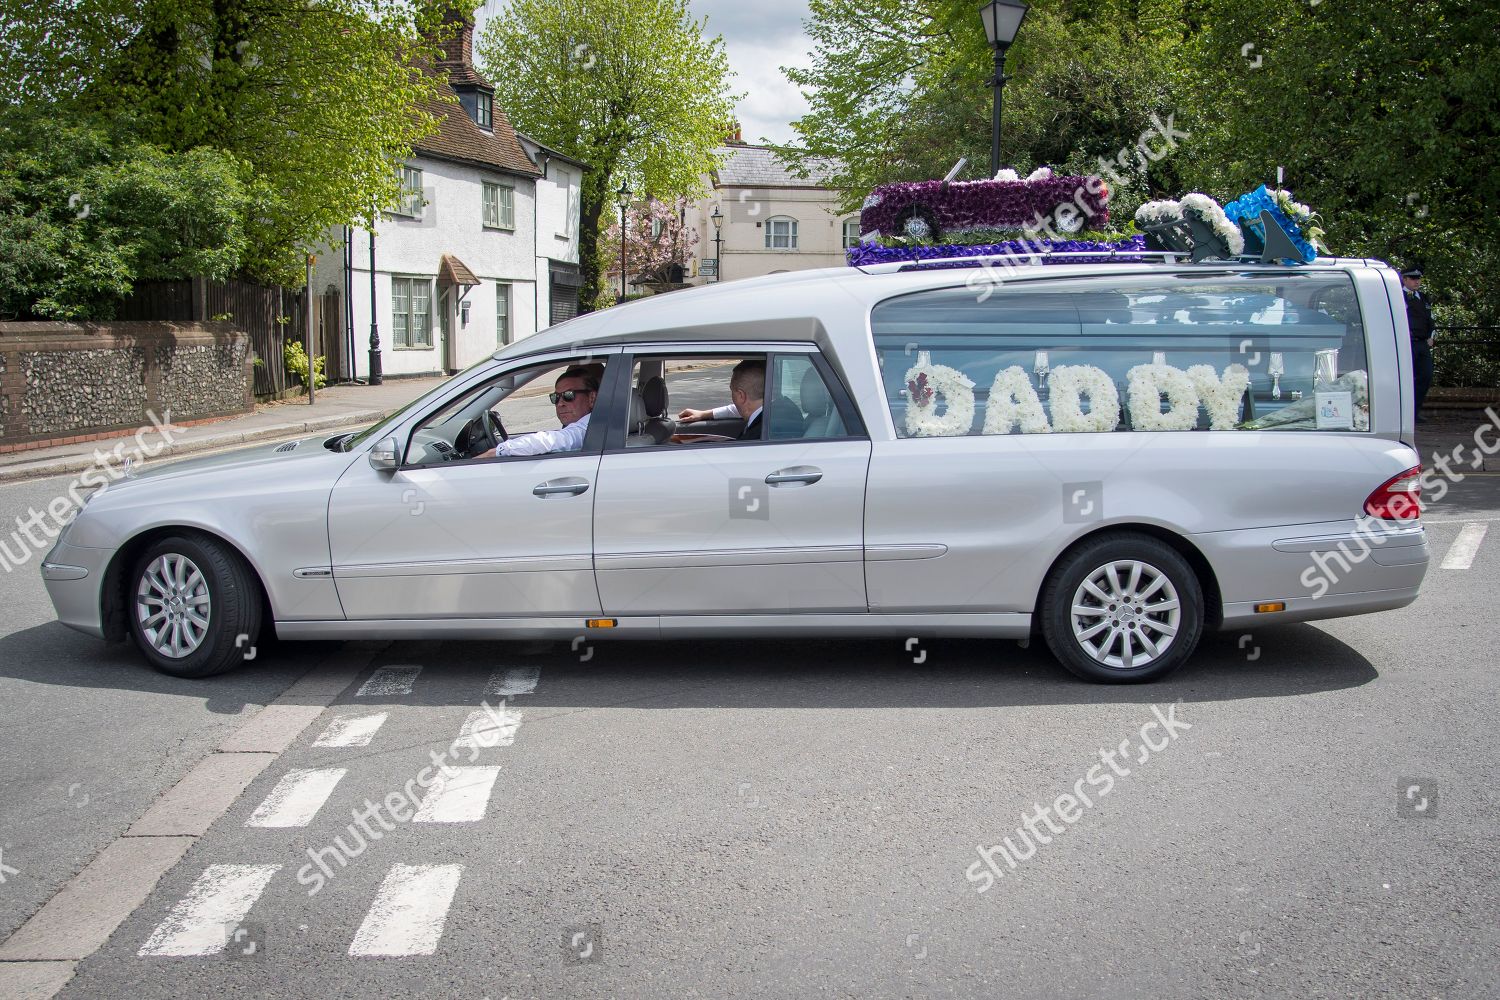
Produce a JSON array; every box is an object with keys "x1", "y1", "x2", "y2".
[{"x1": 855, "y1": 249, "x2": 1192, "y2": 275}]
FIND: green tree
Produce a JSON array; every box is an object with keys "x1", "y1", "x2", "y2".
[
  {"x1": 1175, "y1": 0, "x2": 1500, "y2": 325},
  {"x1": 780, "y1": 0, "x2": 1190, "y2": 217},
  {"x1": 478, "y1": 0, "x2": 738, "y2": 311},
  {"x1": 0, "y1": 0, "x2": 458, "y2": 309},
  {"x1": 0, "y1": 116, "x2": 252, "y2": 319}
]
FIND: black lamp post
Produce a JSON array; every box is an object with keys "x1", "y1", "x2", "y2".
[
  {"x1": 710, "y1": 205, "x2": 723, "y2": 283},
  {"x1": 615, "y1": 181, "x2": 631, "y2": 303},
  {"x1": 368, "y1": 210, "x2": 382, "y2": 385},
  {"x1": 979, "y1": 0, "x2": 1028, "y2": 177}
]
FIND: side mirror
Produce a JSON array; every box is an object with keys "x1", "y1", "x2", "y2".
[{"x1": 368, "y1": 436, "x2": 400, "y2": 471}]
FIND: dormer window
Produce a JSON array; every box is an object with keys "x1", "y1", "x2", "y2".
[{"x1": 475, "y1": 91, "x2": 492, "y2": 130}]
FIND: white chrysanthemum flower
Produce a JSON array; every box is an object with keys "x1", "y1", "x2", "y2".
[
  {"x1": 1049, "y1": 365, "x2": 1120, "y2": 433},
  {"x1": 903, "y1": 362, "x2": 977, "y2": 437},
  {"x1": 1127, "y1": 364, "x2": 1201, "y2": 431},
  {"x1": 983, "y1": 366, "x2": 1052, "y2": 435}
]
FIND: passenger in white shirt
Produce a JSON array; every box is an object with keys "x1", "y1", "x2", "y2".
[
  {"x1": 477, "y1": 364, "x2": 602, "y2": 458},
  {"x1": 676, "y1": 360, "x2": 765, "y2": 440}
]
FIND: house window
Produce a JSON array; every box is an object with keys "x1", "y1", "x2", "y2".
[
  {"x1": 496, "y1": 282, "x2": 512, "y2": 346},
  {"x1": 391, "y1": 276, "x2": 433, "y2": 348},
  {"x1": 842, "y1": 220, "x2": 862, "y2": 249},
  {"x1": 765, "y1": 217, "x2": 798, "y2": 250},
  {"x1": 483, "y1": 182, "x2": 514, "y2": 230},
  {"x1": 475, "y1": 91, "x2": 493, "y2": 130},
  {"x1": 554, "y1": 166, "x2": 578, "y2": 238},
  {"x1": 396, "y1": 166, "x2": 423, "y2": 218}
]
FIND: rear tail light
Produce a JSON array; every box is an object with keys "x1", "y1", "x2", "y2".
[{"x1": 1364, "y1": 466, "x2": 1423, "y2": 520}]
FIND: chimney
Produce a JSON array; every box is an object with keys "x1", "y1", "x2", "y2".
[
  {"x1": 726, "y1": 121, "x2": 743, "y2": 144},
  {"x1": 436, "y1": 5, "x2": 477, "y2": 69}
]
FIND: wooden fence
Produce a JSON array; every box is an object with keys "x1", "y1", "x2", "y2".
[{"x1": 120, "y1": 278, "x2": 342, "y2": 398}]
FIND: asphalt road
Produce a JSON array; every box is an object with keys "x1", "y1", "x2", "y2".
[{"x1": 0, "y1": 459, "x2": 1497, "y2": 998}]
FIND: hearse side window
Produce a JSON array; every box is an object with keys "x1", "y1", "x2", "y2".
[{"x1": 871, "y1": 272, "x2": 1371, "y2": 437}]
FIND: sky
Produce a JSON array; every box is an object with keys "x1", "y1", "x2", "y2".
[{"x1": 475, "y1": 0, "x2": 815, "y2": 147}]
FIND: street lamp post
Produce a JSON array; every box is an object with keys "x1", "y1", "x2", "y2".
[
  {"x1": 710, "y1": 205, "x2": 723, "y2": 283},
  {"x1": 615, "y1": 181, "x2": 631, "y2": 303},
  {"x1": 979, "y1": 0, "x2": 1029, "y2": 177}
]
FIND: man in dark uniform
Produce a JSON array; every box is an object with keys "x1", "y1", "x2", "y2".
[{"x1": 1402, "y1": 266, "x2": 1434, "y2": 423}]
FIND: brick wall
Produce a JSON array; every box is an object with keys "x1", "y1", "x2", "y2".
[{"x1": 0, "y1": 321, "x2": 253, "y2": 453}]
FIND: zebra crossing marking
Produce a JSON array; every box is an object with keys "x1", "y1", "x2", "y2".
[
  {"x1": 412, "y1": 766, "x2": 503, "y2": 823},
  {"x1": 1440, "y1": 522, "x2": 1487, "y2": 570},
  {"x1": 356, "y1": 665, "x2": 423, "y2": 697},
  {"x1": 246, "y1": 769, "x2": 347, "y2": 828},
  {"x1": 313, "y1": 712, "x2": 389, "y2": 748},
  {"x1": 348, "y1": 864, "x2": 463, "y2": 957},
  {"x1": 485, "y1": 667, "x2": 540, "y2": 699},
  {"x1": 138, "y1": 865, "x2": 279, "y2": 957}
]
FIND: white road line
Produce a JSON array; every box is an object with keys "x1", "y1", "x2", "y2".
[
  {"x1": 357, "y1": 665, "x2": 423, "y2": 697},
  {"x1": 412, "y1": 766, "x2": 502, "y2": 823},
  {"x1": 484, "y1": 667, "x2": 540, "y2": 699},
  {"x1": 313, "y1": 712, "x2": 389, "y2": 748},
  {"x1": 246, "y1": 768, "x2": 347, "y2": 828},
  {"x1": 454, "y1": 704, "x2": 524, "y2": 751},
  {"x1": 138, "y1": 865, "x2": 279, "y2": 957},
  {"x1": 1440, "y1": 522, "x2": 1488, "y2": 570},
  {"x1": 348, "y1": 864, "x2": 463, "y2": 957}
]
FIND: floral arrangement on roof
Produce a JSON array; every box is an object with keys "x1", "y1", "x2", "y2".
[
  {"x1": 1133, "y1": 193, "x2": 1246, "y2": 259},
  {"x1": 1222, "y1": 185, "x2": 1326, "y2": 264},
  {"x1": 858, "y1": 165, "x2": 1110, "y2": 245}
]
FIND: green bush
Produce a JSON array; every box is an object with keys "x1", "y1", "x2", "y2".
[{"x1": 284, "y1": 340, "x2": 327, "y2": 390}]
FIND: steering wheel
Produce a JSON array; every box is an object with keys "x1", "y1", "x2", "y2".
[{"x1": 484, "y1": 409, "x2": 508, "y2": 444}]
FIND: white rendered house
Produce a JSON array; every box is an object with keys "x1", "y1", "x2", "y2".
[{"x1": 313, "y1": 13, "x2": 584, "y2": 379}]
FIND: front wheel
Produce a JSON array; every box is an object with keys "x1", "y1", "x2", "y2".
[
  {"x1": 128, "y1": 534, "x2": 263, "y2": 678},
  {"x1": 1040, "y1": 533, "x2": 1204, "y2": 683}
]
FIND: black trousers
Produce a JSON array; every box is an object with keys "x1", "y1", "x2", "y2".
[{"x1": 1413, "y1": 340, "x2": 1434, "y2": 415}]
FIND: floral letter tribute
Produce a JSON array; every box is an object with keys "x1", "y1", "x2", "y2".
[
  {"x1": 1126, "y1": 364, "x2": 1200, "y2": 431},
  {"x1": 903, "y1": 354, "x2": 977, "y2": 437},
  {"x1": 982, "y1": 366, "x2": 1052, "y2": 435},
  {"x1": 1186, "y1": 364, "x2": 1252, "y2": 431},
  {"x1": 1048, "y1": 365, "x2": 1121, "y2": 433}
]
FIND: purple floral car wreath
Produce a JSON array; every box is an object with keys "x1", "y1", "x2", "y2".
[{"x1": 858, "y1": 169, "x2": 1110, "y2": 243}]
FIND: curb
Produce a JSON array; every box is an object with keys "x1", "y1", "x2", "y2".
[{"x1": 0, "y1": 409, "x2": 390, "y2": 486}]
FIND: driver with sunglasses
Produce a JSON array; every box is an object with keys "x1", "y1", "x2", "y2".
[{"x1": 476, "y1": 363, "x2": 603, "y2": 458}]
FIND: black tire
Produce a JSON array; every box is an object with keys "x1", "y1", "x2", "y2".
[
  {"x1": 127, "y1": 533, "x2": 263, "y2": 679},
  {"x1": 1040, "y1": 532, "x2": 1204, "y2": 683},
  {"x1": 895, "y1": 204, "x2": 941, "y2": 243}
]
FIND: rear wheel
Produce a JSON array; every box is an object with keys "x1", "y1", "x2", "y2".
[
  {"x1": 128, "y1": 534, "x2": 262, "y2": 678},
  {"x1": 1041, "y1": 533, "x2": 1203, "y2": 683}
]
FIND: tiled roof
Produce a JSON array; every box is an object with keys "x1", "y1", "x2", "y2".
[
  {"x1": 438, "y1": 253, "x2": 480, "y2": 286},
  {"x1": 413, "y1": 91, "x2": 540, "y2": 177},
  {"x1": 713, "y1": 144, "x2": 840, "y2": 189}
]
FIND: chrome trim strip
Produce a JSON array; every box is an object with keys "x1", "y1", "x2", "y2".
[
  {"x1": 865, "y1": 543, "x2": 949, "y2": 562},
  {"x1": 1271, "y1": 526, "x2": 1425, "y2": 553},
  {"x1": 40, "y1": 562, "x2": 89, "y2": 582},
  {"x1": 594, "y1": 545, "x2": 862, "y2": 570},
  {"x1": 333, "y1": 554, "x2": 595, "y2": 578},
  {"x1": 293, "y1": 567, "x2": 333, "y2": 579}
]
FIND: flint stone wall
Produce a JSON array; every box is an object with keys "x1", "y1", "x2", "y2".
[{"x1": 0, "y1": 321, "x2": 253, "y2": 450}]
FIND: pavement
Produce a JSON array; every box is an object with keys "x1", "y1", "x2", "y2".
[{"x1": 0, "y1": 377, "x2": 450, "y2": 485}]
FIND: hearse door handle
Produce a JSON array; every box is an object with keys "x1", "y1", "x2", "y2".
[
  {"x1": 533, "y1": 477, "x2": 590, "y2": 498},
  {"x1": 765, "y1": 466, "x2": 823, "y2": 487}
]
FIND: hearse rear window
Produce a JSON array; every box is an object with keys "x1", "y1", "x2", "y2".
[{"x1": 871, "y1": 272, "x2": 1370, "y2": 436}]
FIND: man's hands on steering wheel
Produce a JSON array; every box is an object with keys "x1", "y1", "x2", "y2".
[{"x1": 455, "y1": 409, "x2": 509, "y2": 459}]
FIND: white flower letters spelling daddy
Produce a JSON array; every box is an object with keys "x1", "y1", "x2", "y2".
[{"x1": 906, "y1": 359, "x2": 1248, "y2": 435}]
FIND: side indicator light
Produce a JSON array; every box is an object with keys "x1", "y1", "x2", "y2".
[
  {"x1": 1254, "y1": 602, "x2": 1286, "y2": 613},
  {"x1": 586, "y1": 619, "x2": 617, "y2": 629}
]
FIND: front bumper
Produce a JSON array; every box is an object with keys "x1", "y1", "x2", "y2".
[{"x1": 41, "y1": 541, "x2": 113, "y2": 639}]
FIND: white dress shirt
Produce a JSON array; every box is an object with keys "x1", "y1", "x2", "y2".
[
  {"x1": 709, "y1": 404, "x2": 763, "y2": 425},
  {"x1": 494, "y1": 412, "x2": 591, "y2": 457}
]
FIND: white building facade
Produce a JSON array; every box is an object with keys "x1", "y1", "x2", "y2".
[
  {"x1": 686, "y1": 139, "x2": 852, "y2": 288},
  {"x1": 313, "y1": 13, "x2": 584, "y2": 379}
]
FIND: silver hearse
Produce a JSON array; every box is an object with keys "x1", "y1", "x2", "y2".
[{"x1": 43, "y1": 253, "x2": 1429, "y2": 682}]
